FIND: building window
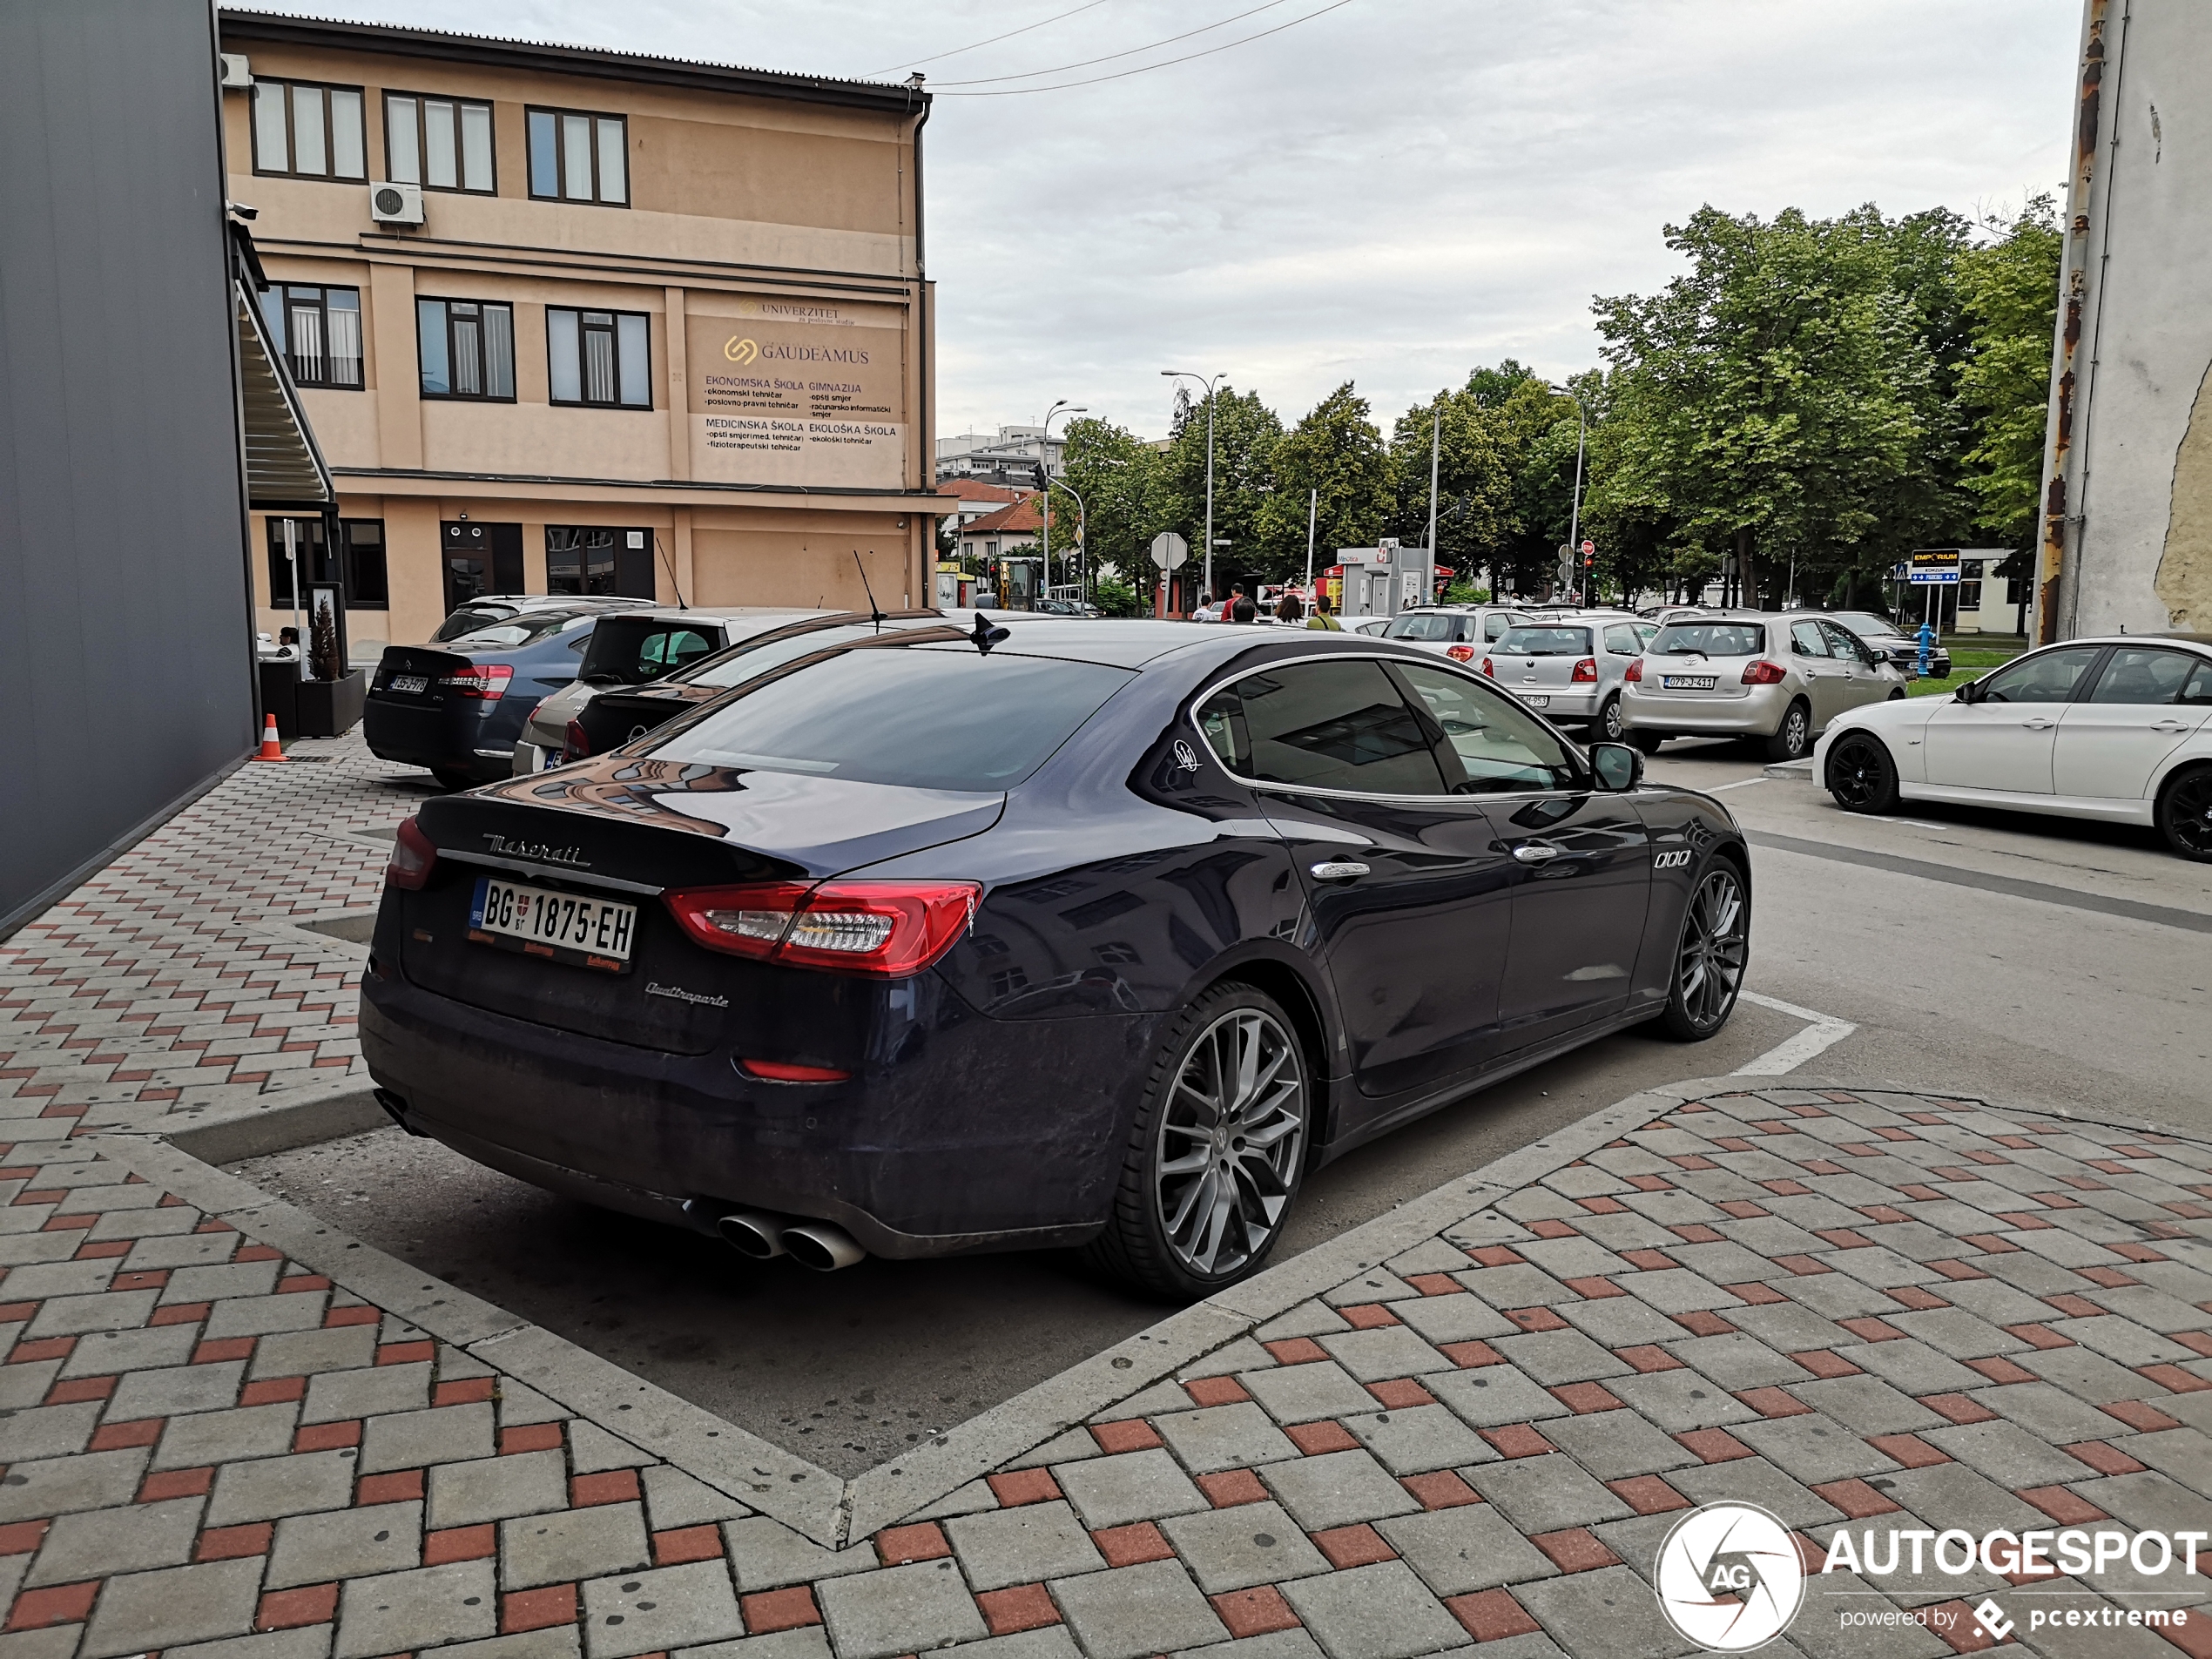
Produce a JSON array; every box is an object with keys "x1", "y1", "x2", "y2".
[
  {"x1": 546, "y1": 527, "x2": 655, "y2": 597},
  {"x1": 259, "y1": 286, "x2": 364, "y2": 388},
  {"x1": 385, "y1": 92, "x2": 495, "y2": 192},
  {"x1": 526, "y1": 107, "x2": 627, "y2": 205},
  {"x1": 417, "y1": 299, "x2": 516, "y2": 400},
  {"x1": 252, "y1": 79, "x2": 367, "y2": 179},
  {"x1": 1957, "y1": 579, "x2": 1983, "y2": 610},
  {"x1": 547, "y1": 308, "x2": 650, "y2": 408},
  {"x1": 266, "y1": 518, "x2": 388, "y2": 610}
]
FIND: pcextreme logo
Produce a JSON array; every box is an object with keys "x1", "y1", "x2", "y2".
[
  {"x1": 1654, "y1": 1502, "x2": 1804, "y2": 1652},
  {"x1": 724, "y1": 336, "x2": 759, "y2": 363}
]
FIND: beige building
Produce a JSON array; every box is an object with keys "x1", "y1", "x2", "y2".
[{"x1": 217, "y1": 11, "x2": 937, "y2": 655}]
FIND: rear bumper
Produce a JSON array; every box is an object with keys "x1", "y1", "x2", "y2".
[
  {"x1": 1505, "y1": 687, "x2": 1602, "y2": 722},
  {"x1": 365, "y1": 698, "x2": 516, "y2": 781},
  {"x1": 358, "y1": 960, "x2": 1155, "y2": 1258},
  {"x1": 1622, "y1": 681, "x2": 1790, "y2": 736}
]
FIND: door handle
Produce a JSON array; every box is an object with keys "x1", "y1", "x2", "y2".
[
  {"x1": 2153, "y1": 719, "x2": 2190, "y2": 732},
  {"x1": 2021, "y1": 718, "x2": 2057, "y2": 730},
  {"x1": 1512, "y1": 844, "x2": 1562, "y2": 864},
  {"x1": 1310, "y1": 860, "x2": 1369, "y2": 881}
]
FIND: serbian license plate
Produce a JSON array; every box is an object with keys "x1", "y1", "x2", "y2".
[
  {"x1": 469, "y1": 876, "x2": 636, "y2": 972},
  {"x1": 1522, "y1": 694, "x2": 1549, "y2": 708},
  {"x1": 389, "y1": 674, "x2": 429, "y2": 695},
  {"x1": 1662, "y1": 675, "x2": 1718, "y2": 691}
]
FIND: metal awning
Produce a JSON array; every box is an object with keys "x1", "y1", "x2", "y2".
[{"x1": 235, "y1": 281, "x2": 334, "y2": 509}]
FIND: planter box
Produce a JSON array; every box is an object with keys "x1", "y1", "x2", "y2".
[{"x1": 296, "y1": 669, "x2": 366, "y2": 738}]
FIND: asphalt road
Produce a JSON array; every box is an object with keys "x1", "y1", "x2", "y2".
[{"x1": 236, "y1": 737, "x2": 2212, "y2": 1475}]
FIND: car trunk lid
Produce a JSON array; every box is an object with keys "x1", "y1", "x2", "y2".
[{"x1": 372, "y1": 646, "x2": 473, "y2": 708}]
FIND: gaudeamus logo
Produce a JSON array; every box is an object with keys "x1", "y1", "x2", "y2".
[{"x1": 1655, "y1": 1502, "x2": 1805, "y2": 1651}]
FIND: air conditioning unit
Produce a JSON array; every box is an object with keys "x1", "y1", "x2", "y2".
[
  {"x1": 218, "y1": 53, "x2": 253, "y2": 89},
  {"x1": 369, "y1": 181, "x2": 424, "y2": 226}
]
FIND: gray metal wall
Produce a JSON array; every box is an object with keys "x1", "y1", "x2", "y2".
[{"x1": 0, "y1": 1, "x2": 257, "y2": 937}]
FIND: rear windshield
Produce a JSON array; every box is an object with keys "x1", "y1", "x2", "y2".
[
  {"x1": 654, "y1": 645, "x2": 1132, "y2": 791},
  {"x1": 685, "y1": 619, "x2": 947, "y2": 689},
  {"x1": 1653, "y1": 622, "x2": 1764, "y2": 657},
  {"x1": 433, "y1": 606, "x2": 511, "y2": 641},
  {"x1": 581, "y1": 617, "x2": 720, "y2": 684},
  {"x1": 1386, "y1": 612, "x2": 1454, "y2": 641},
  {"x1": 1831, "y1": 613, "x2": 1900, "y2": 637},
  {"x1": 442, "y1": 615, "x2": 590, "y2": 651},
  {"x1": 1497, "y1": 626, "x2": 1591, "y2": 655}
]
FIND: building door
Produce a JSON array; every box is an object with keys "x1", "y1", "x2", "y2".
[
  {"x1": 442, "y1": 521, "x2": 523, "y2": 613},
  {"x1": 546, "y1": 527, "x2": 656, "y2": 598}
]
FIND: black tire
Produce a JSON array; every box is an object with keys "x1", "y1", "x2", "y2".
[
  {"x1": 1082, "y1": 982, "x2": 1312, "y2": 1300},
  {"x1": 2158, "y1": 765, "x2": 2212, "y2": 862},
  {"x1": 1650, "y1": 858, "x2": 1750, "y2": 1042},
  {"x1": 1887, "y1": 689, "x2": 1906, "y2": 702},
  {"x1": 1764, "y1": 699, "x2": 1812, "y2": 763},
  {"x1": 1595, "y1": 695, "x2": 1625, "y2": 744},
  {"x1": 1825, "y1": 730, "x2": 1901, "y2": 814},
  {"x1": 1628, "y1": 730, "x2": 1665, "y2": 756},
  {"x1": 431, "y1": 767, "x2": 476, "y2": 792}
]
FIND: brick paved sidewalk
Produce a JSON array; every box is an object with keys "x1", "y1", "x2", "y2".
[
  {"x1": 0, "y1": 734, "x2": 412, "y2": 1134},
  {"x1": 3, "y1": 1080, "x2": 2211, "y2": 1659}
]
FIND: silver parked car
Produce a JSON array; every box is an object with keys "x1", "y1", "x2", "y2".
[
  {"x1": 510, "y1": 606, "x2": 826, "y2": 774},
  {"x1": 1478, "y1": 613, "x2": 1651, "y2": 740},
  {"x1": 1622, "y1": 610, "x2": 1907, "y2": 760},
  {"x1": 1381, "y1": 604, "x2": 1532, "y2": 663}
]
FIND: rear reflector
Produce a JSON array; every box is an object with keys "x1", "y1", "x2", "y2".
[
  {"x1": 439, "y1": 664, "x2": 514, "y2": 701},
  {"x1": 738, "y1": 1058, "x2": 853, "y2": 1083},
  {"x1": 1571, "y1": 657, "x2": 1599, "y2": 683},
  {"x1": 664, "y1": 880, "x2": 980, "y2": 978},
  {"x1": 1446, "y1": 644, "x2": 1475, "y2": 663},
  {"x1": 1741, "y1": 660, "x2": 1788, "y2": 685},
  {"x1": 387, "y1": 817, "x2": 437, "y2": 890}
]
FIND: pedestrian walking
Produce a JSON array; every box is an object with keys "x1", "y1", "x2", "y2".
[
  {"x1": 1277, "y1": 590, "x2": 1305, "y2": 624},
  {"x1": 1231, "y1": 585, "x2": 1258, "y2": 624},
  {"x1": 1306, "y1": 592, "x2": 1343, "y2": 631}
]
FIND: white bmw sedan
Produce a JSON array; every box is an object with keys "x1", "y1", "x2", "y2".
[{"x1": 1814, "y1": 634, "x2": 2212, "y2": 860}]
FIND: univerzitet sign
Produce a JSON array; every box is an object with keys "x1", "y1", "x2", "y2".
[{"x1": 687, "y1": 298, "x2": 905, "y2": 489}]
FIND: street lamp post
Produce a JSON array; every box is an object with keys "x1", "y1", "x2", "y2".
[
  {"x1": 1038, "y1": 401, "x2": 1085, "y2": 606},
  {"x1": 1047, "y1": 475, "x2": 1088, "y2": 604},
  {"x1": 1162, "y1": 370, "x2": 1224, "y2": 607},
  {"x1": 1549, "y1": 381, "x2": 1589, "y2": 606}
]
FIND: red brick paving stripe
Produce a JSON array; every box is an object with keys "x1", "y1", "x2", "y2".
[
  {"x1": 8, "y1": 1338, "x2": 74, "y2": 1365},
  {"x1": 1532, "y1": 1527, "x2": 1620, "y2": 1573},
  {"x1": 502, "y1": 1585, "x2": 578, "y2": 1634},
  {"x1": 1337, "y1": 1303, "x2": 1400, "y2": 1329},
  {"x1": 1626, "y1": 1174, "x2": 1675, "y2": 1192},
  {"x1": 150, "y1": 1304, "x2": 210, "y2": 1327},
  {"x1": 324, "y1": 1305, "x2": 381, "y2": 1328},
  {"x1": 1559, "y1": 1275, "x2": 1625, "y2": 1300},
  {"x1": 2063, "y1": 1440, "x2": 2148, "y2": 1476},
  {"x1": 2003, "y1": 1323, "x2": 2074, "y2": 1350},
  {"x1": 72, "y1": 1239, "x2": 132, "y2": 1261},
  {"x1": 1210, "y1": 1586, "x2": 1300, "y2": 1639},
  {"x1": 1958, "y1": 1233, "x2": 2022, "y2": 1254},
  {"x1": 1614, "y1": 1345, "x2": 1685, "y2": 1374},
  {"x1": 1184, "y1": 1375, "x2": 1251, "y2": 1407},
  {"x1": 571, "y1": 1470, "x2": 640, "y2": 1507},
  {"x1": 1866, "y1": 1433, "x2": 1949, "y2": 1468},
  {"x1": 1504, "y1": 1306, "x2": 1568, "y2": 1333},
  {"x1": 1772, "y1": 1254, "x2": 1832, "y2": 1276},
  {"x1": 276, "y1": 1273, "x2": 332, "y2": 1294},
  {"x1": 1962, "y1": 1355, "x2": 2037, "y2": 1386},
  {"x1": 287, "y1": 1420, "x2": 359, "y2": 1454},
  {"x1": 233, "y1": 1244, "x2": 283, "y2": 1263},
  {"x1": 241, "y1": 1377, "x2": 305, "y2": 1406},
  {"x1": 2139, "y1": 1364, "x2": 2212, "y2": 1393},
  {"x1": 741, "y1": 1587, "x2": 820, "y2": 1635},
  {"x1": 1676, "y1": 1428, "x2": 1755, "y2": 1463},
  {"x1": 425, "y1": 1525, "x2": 496, "y2": 1565},
  {"x1": 44, "y1": 1375, "x2": 115, "y2": 1405},
  {"x1": 192, "y1": 1338, "x2": 253, "y2": 1365},
  {"x1": 1366, "y1": 1378, "x2": 1436, "y2": 1410},
  {"x1": 2019, "y1": 1484, "x2": 2107, "y2": 1524},
  {"x1": 1669, "y1": 1224, "x2": 1726, "y2": 1245},
  {"x1": 986, "y1": 1468, "x2": 1060, "y2": 1507},
  {"x1": 1802, "y1": 1160, "x2": 1849, "y2": 1176},
  {"x1": 1791, "y1": 1350, "x2": 1865, "y2": 1379},
  {"x1": 1401, "y1": 1471, "x2": 1480, "y2": 1510},
  {"x1": 1550, "y1": 1382, "x2": 1625, "y2": 1414},
  {"x1": 1711, "y1": 1138, "x2": 1754, "y2": 1153},
  {"x1": 1527, "y1": 1217, "x2": 1582, "y2": 1238},
  {"x1": 376, "y1": 1340, "x2": 435, "y2": 1366},
  {"x1": 2103, "y1": 1399, "x2": 2184, "y2": 1433},
  {"x1": 1673, "y1": 1311, "x2": 1737, "y2": 1339},
  {"x1": 434, "y1": 1378, "x2": 495, "y2": 1406},
  {"x1": 1286, "y1": 1420, "x2": 1359, "y2": 1455},
  {"x1": 138, "y1": 1467, "x2": 214, "y2": 1502},
  {"x1": 1405, "y1": 1273, "x2": 1464, "y2": 1297},
  {"x1": 1467, "y1": 1245, "x2": 1527, "y2": 1267},
  {"x1": 2172, "y1": 1332, "x2": 2212, "y2": 1359},
  {"x1": 1574, "y1": 1197, "x2": 1628, "y2": 1217},
  {"x1": 651, "y1": 1526, "x2": 725, "y2": 1568},
  {"x1": 1093, "y1": 1521, "x2": 1177, "y2": 1564},
  {"x1": 2042, "y1": 1293, "x2": 2104, "y2": 1320},
  {"x1": 1858, "y1": 1205, "x2": 1912, "y2": 1225},
  {"x1": 42, "y1": 1215, "x2": 97, "y2": 1231},
  {"x1": 90, "y1": 1418, "x2": 164, "y2": 1452},
  {"x1": 1262, "y1": 1338, "x2": 1328, "y2": 1366},
  {"x1": 875, "y1": 1523, "x2": 951, "y2": 1566},
  {"x1": 256, "y1": 1584, "x2": 338, "y2": 1632},
  {"x1": 1195, "y1": 1471, "x2": 1267, "y2": 1508},
  {"x1": 1919, "y1": 1393, "x2": 2000, "y2": 1426},
  {"x1": 978, "y1": 1584, "x2": 1061, "y2": 1636},
  {"x1": 2076, "y1": 1267, "x2": 2139, "y2": 1291},
  {"x1": 1311, "y1": 1523, "x2": 1396, "y2": 1568},
  {"x1": 6, "y1": 1582, "x2": 98, "y2": 1632},
  {"x1": 1993, "y1": 1212, "x2": 2054, "y2": 1231},
  {"x1": 1836, "y1": 1317, "x2": 1906, "y2": 1343},
  {"x1": 1621, "y1": 1249, "x2": 1675, "y2": 1271},
  {"x1": 1089, "y1": 1420, "x2": 1163, "y2": 1454},
  {"x1": 1760, "y1": 1180, "x2": 1813, "y2": 1199},
  {"x1": 2110, "y1": 1242, "x2": 2170, "y2": 1264},
  {"x1": 1440, "y1": 1339, "x2": 1505, "y2": 1369},
  {"x1": 1715, "y1": 1200, "x2": 1770, "y2": 1218},
  {"x1": 1605, "y1": 1475, "x2": 1689, "y2": 1514},
  {"x1": 1724, "y1": 1281, "x2": 1789, "y2": 1306},
  {"x1": 498, "y1": 1423, "x2": 563, "y2": 1455},
  {"x1": 1886, "y1": 1285, "x2": 1952, "y2": 1312},
  {"x1": 357, "y1": 1470, "x2": 424, "y2": 1505},
  {"x1": 0, "y1": 1523, "x2": 46, "y2": 1557},
  {"x1": 1445, "y1": 1588, "x2": 1541, "y2": 1642},
  {"x1": 1480, "y1": 1424, "x2": 1555, "y2": 1459},
  {"x1": 1810, "y1": 1479, "x2": 1901, "y2": 1519}
]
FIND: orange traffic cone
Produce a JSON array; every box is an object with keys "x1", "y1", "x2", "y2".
[{"x1": 253, "y1": 713, "x2": 288, "y2": 762}]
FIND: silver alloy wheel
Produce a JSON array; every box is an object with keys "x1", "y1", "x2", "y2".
[
  {"x1": 1153, "y1": 1008, "x2": 1305, "y2": 1278},
  {"x1": 1677, "y1": 867, "x2": 1748, "y2": 1031},
  {"x1": 1600, "y1": 695, "x2": 1623, "y2": 741},
  {"x1": 1781, "y1": 704, "x2": 1810, "y2": 756}
]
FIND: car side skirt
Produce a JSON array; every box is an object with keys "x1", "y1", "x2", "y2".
[{"x1": 1898, "y1": 782, "x2": 2154, "y2": 824}]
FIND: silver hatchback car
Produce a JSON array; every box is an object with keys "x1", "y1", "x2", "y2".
[
  {"x1": 1478, "y1": 613, "x2": 1652, "y2": 740},
  {"x1": 1381, "y1": 604, "x2": 1531, "y2": 663},
  {"x1": 1622, "y1": 610, "x2": 1907, "y2": 759}
]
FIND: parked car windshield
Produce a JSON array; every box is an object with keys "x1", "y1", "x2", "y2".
[
  {"x1": 1653, "y1": 622, "x2": 1764, "y2": 657},
  {"x1": 1497, "y1": 626, "x2": 1592, "y2": 655},
  {"x1": 655, "y1": 645, "x2": 1133, "y2": 791},
  {"x1": 1831, "y1": 613, "x2": 1902, "y2": 639},
  {"x1": 442, "y1": 615, "x2": 590, "y2": 651}
]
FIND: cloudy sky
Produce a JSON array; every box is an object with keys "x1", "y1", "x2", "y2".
[{"x1": 245, "y1": 0, "x2": 2083, "y2": 442}]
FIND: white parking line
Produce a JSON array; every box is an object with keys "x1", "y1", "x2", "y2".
[
  {"x1": 1733, "y1": 989, "x2": 1858, "y2": 1076},
  {"x1": 1704, "y1": 776, "x2": 1769, "y2": 792}
]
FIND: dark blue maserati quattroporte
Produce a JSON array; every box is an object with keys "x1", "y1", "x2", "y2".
[{"x1": 359, "y1": 617, "x2": 1750, "y2": 1298}]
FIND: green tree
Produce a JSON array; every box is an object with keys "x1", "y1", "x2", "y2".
[
  {"x1": 1261, "y1": 382, "x2": 1393, "y2": 582},
  {"x1": 1385, "y1": 386, "x2": 1509, "y2": 589},
  {"x1": 1165, "y1": 387, "x2": 1284, "y2": 593},
  {"x1": 1057, "y1": 417, "x2": 1171, "y2": 588},
  {"x1": 1956, "y1": 195, "x2": 2062, "y2": 547}
]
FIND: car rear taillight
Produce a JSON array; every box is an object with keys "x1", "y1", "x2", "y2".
[
  {"x1": 439, "y1": 664, "x2": 514, "y2": 701},
  {"x1": 664, "y1": 880, "x2": 981, "y2": 978},
  {"x1": 387, "y1": 817, "x2": 437, "y2": 890},
  {"x1": 1446, "y1": 644, "x2": 1476, "y2": 663},
  {"x1": 1479, "y1": 657, "x2": 1495, "y2": 676},
  {"x1": 564, "y1": 718, "x2": 590, "y2": 760},
  {"x1": 1741, "y1": 661, "x2": 1788, "y2": 685},
  {"x1": 1625, "y1": 658, "x2": 1643, "y2": 683},
  {"x1": 1571, "y1": 658, "x2": 1599, "y2": 683},
  {"x1": 738, "y1": 1058, "x2": 853, "y2": 1084}
]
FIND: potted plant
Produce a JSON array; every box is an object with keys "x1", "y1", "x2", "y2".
[{"x1": 295, "y1": 590, "x2": 366, "y2": 737}]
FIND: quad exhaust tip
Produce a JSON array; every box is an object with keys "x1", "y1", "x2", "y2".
[
  {"x1": 716, "y1": 1211, "x2": 789, "y2": 1260},
  {"x1": 779, "y1": 1221, "x2": 867, "y2": 1271}
]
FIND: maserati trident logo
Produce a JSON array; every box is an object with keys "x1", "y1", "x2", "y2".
[
  {"x1": 1654, "y1": 1501, "x2": 1804, "y2": 1652},
  {"x1": 1172, "y1": 740, "x2": 1202, "y2": 773},
  {"x1": 482, "y1": 833, "x2": 589, "y2": 868}
]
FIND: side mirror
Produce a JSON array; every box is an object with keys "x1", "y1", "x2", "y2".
[
  {"x1": 1589, "y1": 742, "x2": 1643, "y2": 792},
  {"x1": 1954, "y1": 678, "x2": 1980, "y2": 705}
]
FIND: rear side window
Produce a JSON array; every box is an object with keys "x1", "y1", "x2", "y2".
[
  {"x1": 1485, "y1": 613, "x2": 1515, "y2": 640},
  {"x1": 1387, "y1": 612, "x2": 1453, "y2": 642},
  {"x1": 1196, "y1": 660, "x2": 1445, "y2": 795},
  {"x1": 1604, "y1": 624, "x2": 1642, "y2": 656},
  {"x1": 656, "y1": 646, "x2": 1130, "y2": 791},
  {"x1": 1788, "y1": 621, "x2": 1831, "y2": 658},
  {"x1": 1655, "y1": 623, "x2": 1764, "y2": 657},
  {"x1": 1498, "y1": 627, "x2": 1592, "y2": 656},
  {"x1": 582, "y1": 618, "x2": 719, "y2": 684},
  {"x1": 1395, "y1": 664, "x2": 1578, "y2": 794},
  {"x1": 2087, "y1": 646, "x2": 2198, "y2": 705}
]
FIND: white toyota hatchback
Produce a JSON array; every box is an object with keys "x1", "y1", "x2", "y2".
[{"x1": 1815, "y1": 634, "x2": 2212, "y2": 860}]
